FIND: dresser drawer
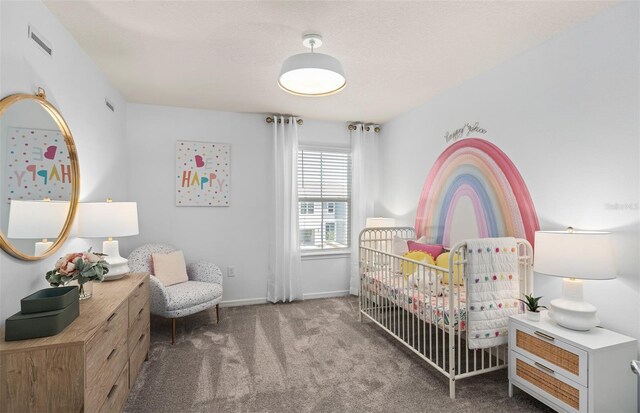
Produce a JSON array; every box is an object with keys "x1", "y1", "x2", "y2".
[
  {"x1": 129, "y1": 323, "x2": 150, "y2": 388},
  {"x1": 128, "y1": 278, "x2": 149, "y2": 328},
  {"x1": 510, "y1": 351, "x2": 587, "y2": 413},
  {"x1": 510, "y1": 322, "x2": 587, "y2": 386},
  {"x1": 98, "y1": 363, "x2": 129, "y2": 413},
  {"x1": 85, "y1": 302, "x2": 128, "y2": 412},
  {"x1": 128, "y1": 301, "x2": 150, "y2": 356}
]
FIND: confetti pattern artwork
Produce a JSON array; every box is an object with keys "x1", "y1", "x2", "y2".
[
  {"x1": 6, "y1": 127, "x2": 72, "y2": 202},
  {"x1": 176, "y1": 141, "x2": 230, "y2": 207}
]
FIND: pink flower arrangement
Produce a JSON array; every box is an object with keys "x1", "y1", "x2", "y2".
[{"x1": 46, "y1": 249, "x2": 110, "y2": 287}]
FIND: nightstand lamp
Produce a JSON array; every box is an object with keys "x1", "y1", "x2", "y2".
[
  {"x1": 7, "y1": 199, "x2": 70, "y2": 256},
  {"x1": 78, "y1": 200, "x2": 139, "y2": 280},
  {"x1": 534, "y1": 228, "x2": 616, "y2": 331},
  {"x1": 365, "y1": 217, "x2": 396, "y2": 228}
]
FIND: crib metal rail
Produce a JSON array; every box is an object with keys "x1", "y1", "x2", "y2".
[{"x1": 358, "y1": 227, "x2": 533, "y2": 399}]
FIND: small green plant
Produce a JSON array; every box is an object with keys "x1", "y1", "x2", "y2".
[{"x1": 518, "y1": 294, "x2": 547, "y2": 313}]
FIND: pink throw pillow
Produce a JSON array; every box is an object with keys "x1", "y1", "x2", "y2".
[
  {"x1": 152, "y1": 250, "x2": 189, "y2": 286},
  {"x1": 407, "y1": 241, "x2": 444, "y2": 258}
]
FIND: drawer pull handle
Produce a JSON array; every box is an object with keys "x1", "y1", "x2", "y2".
[
  {"x1": 107, "y1": 313, "x2": 117, "y2": 322},
  {"x1": 533, "y1": 331, "x2": 554, "y2": 342},
  {"x1": 107, "y1": 384, "x2": 117, "y2": 399},
  {"x1": 534, "y1": 361, "x2": 555, "y2": 375},
  {"x1": 138, "y1": 281, "x2": 144, "y2": 288},
  {"x1": 139, "y1": 333, "x2": 145, "y2": 342},
  {"x1": 138, "y1": 307, "x2": 144, "y2": 318},
  {"x1": 107, "y1": 348, "x2": 117, "y2": 361}
]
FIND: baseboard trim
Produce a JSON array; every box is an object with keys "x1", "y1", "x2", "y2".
[
  {"x1": 220, "y1": 297, "x2": 268, "y2": 307},
  {"x1": 303, "y1": 290, "x2": 351, "y2": 300},
  {"x1": 220, "y1": 291, "x2": 352, "y2": 307}
]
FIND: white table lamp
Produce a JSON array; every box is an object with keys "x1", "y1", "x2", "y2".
[
  {"x1": 7, "y1": 199, "x2": 70, "y2": 256},
  {"x1": 534, "y1": 229, "x2": 616, "y2": 331},
  {"x1": 365, "y1": 217, "x2": 396, "y2": 228},
  {"x1": 78, "y1": 200, "x2": 139, "y2": 280}
]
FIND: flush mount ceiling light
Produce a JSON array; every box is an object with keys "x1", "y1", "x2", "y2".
[{"x1": 278, "y1": 34, "x2": 346, "y2": 97}]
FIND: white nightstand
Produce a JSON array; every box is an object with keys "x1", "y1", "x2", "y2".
[{"x1": 508, "y1": 312, "x2": 637, "y2": 413}]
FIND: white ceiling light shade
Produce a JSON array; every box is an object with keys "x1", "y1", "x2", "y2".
[{"x1": 278, "y1": 34, "x2": 346, "y2": 97}]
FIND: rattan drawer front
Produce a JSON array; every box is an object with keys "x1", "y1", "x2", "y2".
[
  {"x1": 511, "y1": 352, "x2": 587, "y2": 413},
  {"x1": 98, "y1": 363, "x2": 129, "y2": 413},
  {"x1": 128, "y1": 278, "x2": 149, "y2": 328},
  {"x1": 511, "y1": 324, "x2": 587, "y2": 386}
]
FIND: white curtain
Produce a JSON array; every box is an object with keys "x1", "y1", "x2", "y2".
[
  {"x1": 350, "y1": 124, "x2": 378, "y2": 295},
  {"x1": 268, "y1": 116, "x2": 302, "y2": 302}
]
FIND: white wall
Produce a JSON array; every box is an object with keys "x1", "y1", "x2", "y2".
[
  {"x1": 0, "y1": 0, "x2": 128, "y2": 326},
  {"x1": 124, "y1": 105, "x2": 351, "y2": 305},
  {"x1": 377, "y1": 2, "x2": 639, "y2": 346}
]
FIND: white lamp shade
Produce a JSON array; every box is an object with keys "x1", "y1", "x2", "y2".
[
  {"x1": 365, "y1": 217, "x2": 396, "y2": 228},
  {"x1": 278, "y1": 52, "x2": 346, "y2": 96},
  {"x1": 534, "y1": 231, "x2": 616, "y2": 280},
  {"x1": 7, "y1": 200, "x2": 70, "y2": 239},
  {"x1": 77, "y1": 202, "x2": 139, "y2": 238}
]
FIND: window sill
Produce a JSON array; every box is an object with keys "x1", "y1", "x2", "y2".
[{"x1": 301, "y1": 250, "x2": 351, "y2": 261}]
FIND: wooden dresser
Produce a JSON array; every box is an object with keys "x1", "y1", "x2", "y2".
[
  {"x1": 509, "y1": 313, "x2": 637, "y2": 413},
  {"x1": 0, "y1": 273, "x2": 150, "y2": 413}
]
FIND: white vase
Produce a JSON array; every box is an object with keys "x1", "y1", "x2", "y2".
[{"x1": 526, "y1": 310, "x2": 540, "y2": 321}]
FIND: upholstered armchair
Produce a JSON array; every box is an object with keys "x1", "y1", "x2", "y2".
[{"x1": 128, "y1": 243, "x2": 223, "y2": 344}]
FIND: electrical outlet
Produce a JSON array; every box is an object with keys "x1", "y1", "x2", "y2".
[{"x1": 227, "y1": 266, "x2": 236, "y2": 277}]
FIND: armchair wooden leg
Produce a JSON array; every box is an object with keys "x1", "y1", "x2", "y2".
[
  {"x1": 216, "y1": 304, "x2": 220, "y2": 324},
  {"x1": 171, "y1": 318, "x2": 176, "y2": 345}
]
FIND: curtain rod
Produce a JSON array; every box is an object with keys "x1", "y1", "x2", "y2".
[
  {"x1": 266, "y1": 116, "x2": 304, "y2": 125},
  {"x1": 348, "y1": 123, "x2": 381, "y2": 133}
]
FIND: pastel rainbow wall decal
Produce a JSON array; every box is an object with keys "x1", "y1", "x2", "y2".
[{"x1": 415, "y1": 138, "x2": 539, "y2": 247}]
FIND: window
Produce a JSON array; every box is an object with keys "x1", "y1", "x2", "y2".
[
  {"x1": 298, "y1": 149, "x2": 351, "y2": 251},
  {"x1": 300, "y1": 229, "x2": 315, "y2": 246},
  {"x1": 300, "y1": 202, "x2": 315, "y2": 215},
  {"x1": 325, "y1": 223, "x2": 336, "y2": 241}
]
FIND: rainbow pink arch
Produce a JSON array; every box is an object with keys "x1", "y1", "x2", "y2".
[{"x1": 415, "y1": 138, "x2": 539, "y2": 247}]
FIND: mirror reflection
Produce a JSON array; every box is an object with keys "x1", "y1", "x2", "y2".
[{"x1": 1, "y1": 98, "x2": 73, "y2": 257}]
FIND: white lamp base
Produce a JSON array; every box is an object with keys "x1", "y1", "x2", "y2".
[
  {"x1": 34, "y1": 240, "x2": 53, "y2": 256},
  {"x1": 549, "y1": 278, "x2": 599, "y2": 331},
  {"x1": 102, "y1": 240, "x2": 130, "y2": 281}
]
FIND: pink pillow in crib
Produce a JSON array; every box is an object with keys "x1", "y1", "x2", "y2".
[{"x1": 407, "y1": 241, "x2": 444, "y2": 258}]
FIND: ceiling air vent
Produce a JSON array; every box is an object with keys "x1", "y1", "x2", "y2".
[
  {"x1": 105, "y1": 99, "x2": 115, "y2": 112},
  {"x1": 28, "y1": 25, "x2": 52, "y2": 56}
]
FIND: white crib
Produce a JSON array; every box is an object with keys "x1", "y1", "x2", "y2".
[{"x1": 359, "y1": 227, "x2": 532, "y2": 399}]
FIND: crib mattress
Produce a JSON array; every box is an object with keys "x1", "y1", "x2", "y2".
[{"x1": 363, "y1": 272, "x2": 467, "y2": 331}]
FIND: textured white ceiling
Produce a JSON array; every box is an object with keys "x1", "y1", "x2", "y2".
[{"x1": 43, "y1": 1, "x2": 615, "y2": 123}]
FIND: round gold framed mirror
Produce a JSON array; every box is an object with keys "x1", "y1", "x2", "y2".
[{"x1": 0, "y1": 89, "x2": 80, "y2": 260}]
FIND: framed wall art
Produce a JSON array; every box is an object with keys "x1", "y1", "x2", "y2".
[{"x1": 175, "y1": 140, "x2": 230, "y2": 206}]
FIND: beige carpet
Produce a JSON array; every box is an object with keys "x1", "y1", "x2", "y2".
[{"x1": 125, "y1": 297, "x2": 550, "y2": 413}]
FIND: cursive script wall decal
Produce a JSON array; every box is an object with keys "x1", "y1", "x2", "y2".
[{"x1": 444, "y1": 122, "x2": 487, "y2": 143}]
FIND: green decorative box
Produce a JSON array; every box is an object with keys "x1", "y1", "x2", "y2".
[
  {"x1": 20, "y1": 286, "x2": 79, "y2": 314},
  {"x1": 5, "y1": 300, "x2": 79, "y2": 341}
]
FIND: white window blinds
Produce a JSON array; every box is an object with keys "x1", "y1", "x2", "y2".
[{"x1": 298, "y1": 149, "x2": 351, "y2": 251}]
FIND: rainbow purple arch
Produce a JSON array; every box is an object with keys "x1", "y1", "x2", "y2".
[{"x1": 415, "y1": 138, "x2": 539, "y2": 247}]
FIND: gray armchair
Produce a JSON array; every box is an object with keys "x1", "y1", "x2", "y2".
[{"x1": 128, "y1": 243, "x2": 223, "y2": 344}]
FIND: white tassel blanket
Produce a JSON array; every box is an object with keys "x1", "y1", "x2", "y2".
[{"x1": 466, "y1": 238, "x2": 521, "y2": 349}]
